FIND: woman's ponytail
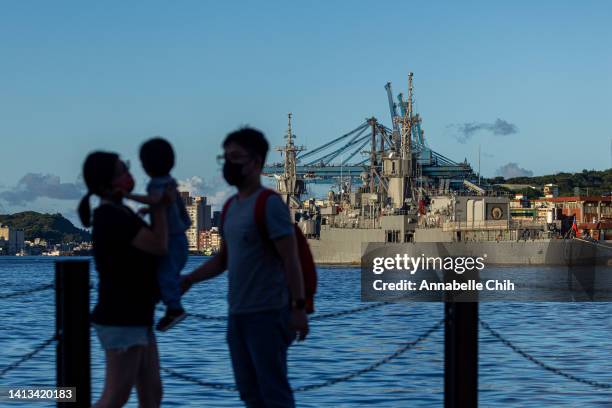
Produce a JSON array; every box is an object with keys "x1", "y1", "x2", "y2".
[
  {"x1": 79, "y1": 151, "x2": 120, "y2": 228},
  {"x1": 78, "y1": 192, "x2": 93, "y2": 227}
]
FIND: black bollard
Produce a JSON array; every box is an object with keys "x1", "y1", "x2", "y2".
[
  {"x1": 444, "y1": 302, "x2": 478, "y2": 408},
  {"x1": 56, "y1": 260, "x2": 91, "y2": 408}
]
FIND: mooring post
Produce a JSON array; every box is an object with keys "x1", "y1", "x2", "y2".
[
  {"x1": 444, "y1": 302, "x2": 478, "y2": 408},
  {"x1": 56, "y1": 260, "x2": 91, "y2": 408}
]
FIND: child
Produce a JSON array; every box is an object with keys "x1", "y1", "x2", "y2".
[{"x1": 128, "y1": 137, "x2": 191, "y2": 331}]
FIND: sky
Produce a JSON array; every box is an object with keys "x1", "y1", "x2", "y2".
[{"x1": 0, "y1": 1, "x2": 611, "y2": 222}]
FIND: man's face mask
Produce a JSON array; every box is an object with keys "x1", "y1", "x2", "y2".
[{"x1": 222, "y1": 160, "x2": 247, "y2": 186}]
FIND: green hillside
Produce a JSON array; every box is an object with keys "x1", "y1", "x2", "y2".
[
  {"x1": 0, "y1": 211, "x2": 90, "y2": 243},
  {"x1": 487, "y1": 168, "x2": 612, "y2": 197}
]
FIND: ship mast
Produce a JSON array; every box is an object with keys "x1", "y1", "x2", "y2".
[
  {"x1": 275, "y1": 113, "x2": 305, "y2": 205},
  {"x1": 381, "y1": 72, "x2": 420, "y2": 209},
  {"x1": 401, "y1": 73, "x2": 415, "y2": 201}
]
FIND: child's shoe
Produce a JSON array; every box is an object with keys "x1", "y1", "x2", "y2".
[{"x1": 156, "y1": 308, "x2": 187, "y2": 332}]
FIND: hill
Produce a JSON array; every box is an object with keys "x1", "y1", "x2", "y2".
[
  {"x1": 486, "y1": 168, "x2": 612, "y2": 197},
  {"x1": 0, "y1": 211, "x2": 90, "y2": 243}
]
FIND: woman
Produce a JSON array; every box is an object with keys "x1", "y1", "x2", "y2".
[{"x1": 78, "y1": 151, "x2": 169, "y2": 408}]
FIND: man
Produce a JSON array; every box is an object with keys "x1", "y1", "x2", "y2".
[{"x1": 182, "y1": 127, "x2": 308, "y2": 408}]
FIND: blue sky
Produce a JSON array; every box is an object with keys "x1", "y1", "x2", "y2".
[{"x1": 0, "y1": 1, "x2": 610, "y2": 220}]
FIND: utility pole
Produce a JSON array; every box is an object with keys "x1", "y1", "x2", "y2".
[
  {"x1": 445, "y1": 302, "x2": 478, "y2": 408},
  {"x1": 56, "y1": 260, "x2": 91, "y2": 408},
  {"x1": 478, "y1": 144, "x2": 481, "y2": 185},
  {"x1": 369, "y1": 117, "x2": 377, "y2": 194}
]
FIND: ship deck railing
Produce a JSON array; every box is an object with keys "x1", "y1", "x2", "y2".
[
  {"x1": 509, "y1": 220, "x2": 548, "y2": 229},
  {"x1": 442, "y1": 220, "x2": 510, "y2": 232}
]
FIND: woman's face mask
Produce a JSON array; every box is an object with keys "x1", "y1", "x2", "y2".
[{"x1": 112, "y1": 171, "x2": 135, "y2": 195}]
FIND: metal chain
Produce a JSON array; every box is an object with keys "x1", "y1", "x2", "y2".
[
  {"x1": 293, "y1": 317, "x2": 444, "y2": 392},
  {"x1": 0, "y1": 335, "x2": 57, "y2": 378},
  {"x1": 480, "y1": 320, "x2": 611, "y2": 390},
  {"x1": 309, "y1": 302, "x2": 390, "y2": 320},
  {"x1": 187, "y1": 302, "x2": 393, "y2": 322},
  {"x1": 161, "y1": 318, "x2": 444, "y2": 393},
  {"x1": 161, "y1": 367, "x2": 238, "y2": 391},
  {"x1": 0, "y1": 283, "x2": 54, "y2": 300},
  {"x1": 187, "y1": 312, "x2": 229, "y2": 321}
]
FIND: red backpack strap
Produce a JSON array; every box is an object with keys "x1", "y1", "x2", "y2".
[{"x1": 254, "y1": 188, "x2": 278, "y2": 240}]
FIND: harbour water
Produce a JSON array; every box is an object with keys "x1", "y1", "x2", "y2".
[{"x1": 1, "y1": 257, "x2": 611, "y2": 407}]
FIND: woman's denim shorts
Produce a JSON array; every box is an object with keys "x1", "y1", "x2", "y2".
[{"x1": 92, "y1": 324, "x2": 154, "y2": 351}]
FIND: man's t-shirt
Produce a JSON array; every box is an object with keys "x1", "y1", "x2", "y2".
[
  {"x1": 91, "y1": 204, "x2": 159, "y2": 326},
  {"x1": 223, "y1": 188, "x2": 294, "y2": 315}
]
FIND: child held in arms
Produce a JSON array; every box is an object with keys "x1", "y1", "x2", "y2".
[{"x1": 128, "y1": 137, "x2": 191, "y2": 331}]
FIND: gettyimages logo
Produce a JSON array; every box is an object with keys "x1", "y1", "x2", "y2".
[{"x1": 372, "y1": 254, "x2": 487, "y2": 275}]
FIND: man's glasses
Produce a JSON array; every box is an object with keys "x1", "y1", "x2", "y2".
[{"x1": 216, "y1": 153, "x2": 252, "y2": 165}]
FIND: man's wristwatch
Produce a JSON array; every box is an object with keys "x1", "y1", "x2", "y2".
[{"x1": 291, "y1": 298, "x2": 306, "y2": 310}]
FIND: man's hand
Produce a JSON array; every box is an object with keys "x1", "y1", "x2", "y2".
[
  {"x1": 179, "y1": 274, "x2": 194, "y2": 295},
  {"x1": 290, "y1": 309, "x2": 309, "y2": 341}
]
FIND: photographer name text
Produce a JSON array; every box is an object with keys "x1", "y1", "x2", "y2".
[{"x1": 372, "y1": 279, "x2": 515, "y2": 292}]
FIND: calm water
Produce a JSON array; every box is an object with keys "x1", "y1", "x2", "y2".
[{"x1": 0, "y1": 257, "x2": 611, "y2": 407}]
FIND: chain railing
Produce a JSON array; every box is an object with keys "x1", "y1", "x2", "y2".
[
  {"x1": 0, "y1": 283, "x2": 54, "y2": 300},
  {"x1": 292, "y1": 317, "x2": 444, "y2": 392},
  {"x1": 186, "y1": 301, "x2": 393, "y2": 322},
  {"x1": 0, "y1": 282, "x2": 56, "y2": 380},
  {"x1": 162, "y1": 317, "x2": 444, "y2": 393},
  {"x1": 2, "y1": 280, "x2": 610, "y2": 395},
  {"x1": 309, "y1": 301, "x2": 391, "y2": 320},
  {"x1": 163, "y1": 317, "x2": 611, "y2": 394},
  {"x1": 187, "y1": 311, "x2": 229, "y2": 321},
  {"x1": 480, "y1": 320, "x2": 612, "y2": 390},
  {"x1": 161, "y1": 367, "x2": 238, "y2": 392},
  {"x1": 0, "y1": 335, "x2": 57, "y2": 378}
]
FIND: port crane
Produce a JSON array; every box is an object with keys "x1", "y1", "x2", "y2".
[{"x1": 262, "y1": 74, "x2": 475, "y2": 203}]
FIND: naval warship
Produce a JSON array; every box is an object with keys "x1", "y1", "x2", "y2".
[{"x1": 263, "y1": 73, "x2": 612, "y2": 265}]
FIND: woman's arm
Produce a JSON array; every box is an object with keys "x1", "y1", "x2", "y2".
[
  {"x1": 131, "y1": 204, "x2": 168, "y2": 255},
  {"x1": 127, "y1": 192, "x2": 162, "y2": 206}
]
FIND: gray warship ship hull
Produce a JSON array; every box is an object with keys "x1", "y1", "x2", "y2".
[{"x1": 308, "y1": 232, "x2": 612, "y2": 265}]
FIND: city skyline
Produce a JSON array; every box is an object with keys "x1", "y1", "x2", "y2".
[
  {"x1": 1, "y1": 1, "x2": 611, "y2": 222},
  {"x1": 0, "y1": 190, "x2": 221, "y2": 255}
]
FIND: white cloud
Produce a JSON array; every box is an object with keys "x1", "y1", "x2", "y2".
[
  {"x1": 0, "y1": 173, "x2": 84, "y2": 205},
  {"x1": 496, "y1": 162, "x2": 534, "y2": 179},
  {"x1": 178, "y1": 175, "x2": 233, "y2": 210}
]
